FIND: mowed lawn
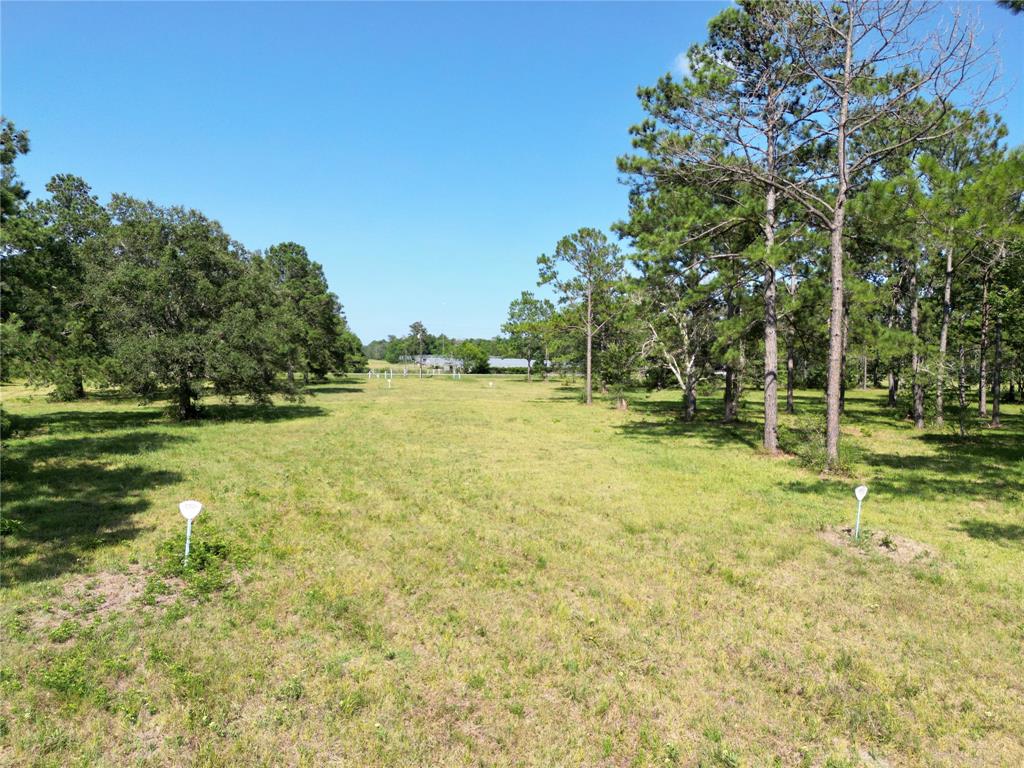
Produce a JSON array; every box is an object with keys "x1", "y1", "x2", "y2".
[{"x1": 1, "y1": 374, "x2": 1022, "y2": 767}]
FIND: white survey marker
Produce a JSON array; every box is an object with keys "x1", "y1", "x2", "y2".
[
  {"x1": 853, "y1": 485, "x2": 868, "y2": 540},
  {"x1": 179, "y1": 500, "x2": 203, "y2": 564}
]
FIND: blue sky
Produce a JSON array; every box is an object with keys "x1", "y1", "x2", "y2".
[{"x1": 3, "y1": 2, "x2": 1021, "y2": 342}]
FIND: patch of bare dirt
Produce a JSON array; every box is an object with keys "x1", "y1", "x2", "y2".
[
  {"x1": 821, "y1": 525, "x2": 936, "y2": 565},
  {"x1": 30, "y1": 564, "x2": 185, "y2": 631}
]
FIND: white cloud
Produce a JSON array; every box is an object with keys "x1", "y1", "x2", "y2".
[{"x1": 673, "y1": 52, "x2": 692, "y2": 79}]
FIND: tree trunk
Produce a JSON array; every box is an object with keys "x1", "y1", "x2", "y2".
[
  {"x1": 727, "y1": 340, "x2": 744, "y2": 422},
  {"x1": 910, "y1": 267, "x2": 925, "y2": 429},
  {"x1": 785, "y1": 272, "x2": 797, "y2": 414},
  {"x1": 886, "y1": 296, "x2": 899, "y2": 407},
  {"x1": 526, "y1": 355, "x2": 533, "y2": 383},
  {"x1": 978, "y1": 272, "x2": 989, "y2": 416},
  {"x1": 725, "y1": 341, "x2": 744, "y2": 423},
  {"x1": 824, "y1": 204, "x2": 847, "y2": 468},
  {"x1": 585, "y1": 289, "x2": 593, "y2": 406},
  {"x1": 824, "y1": 21, "x2": 854, "y2": 471},
  {"x1": 723, "y1": 290, "x2": 740, "y2": 423},
  {"x1": 724, "y1": 367, "x2": 735, "y2": 422},
  {"x1": 992, "y1": 317, "x2": 1002, "y2": 428},
  {"x1": 685, "y1": 378, "x2": 697, "y2": 421},
  {"x1": 761, "y1": 137, "x2": 779, "y2": 452},
  {"x1": 936, "y1": 246, "x2": 953, "y2": 425},
  {"x1": 957, "y1": 332, "x2": 967, "y2": 438},
  {"x1": 786, "y1": 340, "x2": 795, "y2": 414},
  {"x1": 839, "y1": 297, "x2": 849, "y2": 415},
  {"x1": 763, "y1": 261, "x2": 779, "y2": 452},
  {"x1": 177, "y1": 381, "x2": 199, "y2": 420}
]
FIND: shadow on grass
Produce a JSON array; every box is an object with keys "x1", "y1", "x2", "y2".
[
  {"x1": 606, "y1": 389, "x2": 1022, "y2": 506},
  {"x1": 777, "y1": 408, "x2": 1023, "y2": 503},
  {"x1": 1, "y1": 399, "x2": 328, "y2": 585},
  {"x1": 1, "y1": 433, "x2": 185, "y2": 585},
  {"x1": 955, "y1": 519, "x2": 1024, "y2": 544},
  {"x1": 613, "y1": 398, "x2": 761, "y2": 451},
  {"x1": 10, "y1": 401, "x2": 328, "y2": 435},
  {"x1": 194, "y1": 403, "x2": 327, "y2": 423},
  {"x1": 11, "y1": 408, "x2": 165, "y2": 437},
  {"x1": 306, "y1": 386, "x2": 363, "y2": 395}
]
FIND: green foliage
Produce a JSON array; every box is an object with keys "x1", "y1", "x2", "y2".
[
  {"x1": 779, "y1": 412, "x2": 860, "y2": 474},
  {"x1": 502, "y1": 291, "x2": 554, "y2": 378},
  {"x1": 0, "y1": 406, "x2": 13, "y2": 440},
  {"x1": 0, "y1": 116, "x2": 31, "y2": 224},
  {"x1": 455, "y1": 341, "x2": 490, "y2": 373},
  {"x1": 157, "y1": 526, "x2": 242, "y2": 596}
]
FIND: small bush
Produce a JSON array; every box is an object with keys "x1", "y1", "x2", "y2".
[
  {"x1": 779, "y1": 413, "x2": 860, "y2": 474},
  {"x1": 0, "y1": 515, "x2": 22, "y2": 537}
]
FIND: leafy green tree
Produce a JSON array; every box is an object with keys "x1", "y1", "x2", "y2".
[
  {"x1": 778, "y1": 0, "x2": 990, "y2": 467},
  {"x1": 502, "y1": 291, "x2": 553, "y2": 381},
  {"x1": 909, "y1": 112, "x2": 1006, "y2": 424},
  {"x1": 0, "y1": 117, "x2": 30, "y2": 225},
  {"x1": 964, "y1": 149, "x2": 1024, "y2": 426},
  {"x1": 408, "y1": 321, "x2": 429, "y2": 368},
  {"x1": 98, "y1": 196, "x2": 289, "y2": 419},
  {"x1": 264, "y1": 242, "x2": 340, "y2": 384},
  {"x1": 332, "y1": 325, "x2": 367, "y2": 373},
  {"x1": 1, "y1": 175, "x2": 109, "y2": 399},
  {"x1": 456, "y1": 341, "x2": 489, "y2": 374},
  {"x1": 594, "y1": 292, "x2": 646, "y2": 409},
  {"x1": 0, "y1": 117, "x2": 39, "y2": 383},
  {"x1": 624, "y1": 0, "x2": 810, "y2": 449},
  {"x1": 538, "y1": 228, "x2": 626, "y2": 405}
]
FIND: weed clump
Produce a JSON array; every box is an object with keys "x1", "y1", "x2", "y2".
[{"x1": 156, "y1": 526, "x2": 244, "y2": 597}]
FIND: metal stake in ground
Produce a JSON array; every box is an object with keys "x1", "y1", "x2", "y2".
[
  {"x1": 179, "y1": 500, "x2": 203, "y2": 565},
  {"x1": 853, "y1": 485, "x2": 868, "y2": 540}
]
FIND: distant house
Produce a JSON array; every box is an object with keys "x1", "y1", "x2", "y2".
[
  {"x1": 408, "y1": 355, "x2": 544, "y2": 373},
  {"x1": 411, "y1": 355, "x2": 463, "y2": 372},
  {"x1": 487, "y1": 357, "x2": 533, "y2": 370}
]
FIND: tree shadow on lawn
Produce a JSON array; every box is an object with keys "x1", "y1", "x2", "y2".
[
  {"x1": 955, "y1": 519, "x2": 1024, "y2": 545},
  {"x1": 11, "y1": 409, "x2": 166, "y2": 438},
  {"x1": 10, "y1": 402, "x2": 328, "y2": 436},
  {"x1": 613, "y1": 399, "x2": 761, "y2": 451},
  {"x1": 193, "y1": 402, "x2": 327, "y2": 423},
  {"x1": 857, "y1": 414, "x2": 1023, "y2": 501},
  {"x1": 779, "y1": 414, "x2": 1023, "y2": 505},
  {"x1": 1, "y1": 401, "x2": 328, "y2": 585},
  {"x1": 1, "y1": 432, "x2": 184, "y2": 585},
  {"x1": 305, "y1": 386, "x2": 364, "y2": 395},
  {"x1": 615, "y1": 392, "x2": 1021, "y2": 504}
]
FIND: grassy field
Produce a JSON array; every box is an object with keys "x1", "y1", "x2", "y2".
[{"x1": 1, "y1": 372, "x2": 1022, "y2": 767}]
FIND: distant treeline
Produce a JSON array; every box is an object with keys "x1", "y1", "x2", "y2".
[
  {"x1": 364, "y1": 323, "x2": 512, "y2": 370},
  {"x1": 1, "y1": 118, "x2": 366, "y2": 419}
]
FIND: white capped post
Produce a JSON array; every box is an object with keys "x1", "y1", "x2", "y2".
[
  {"x1": 853, "y1": 485, "x2": 868, "y2": 540},
  {"x1": 179, "y1": 500, "x2": 203, "y2": 565}
]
